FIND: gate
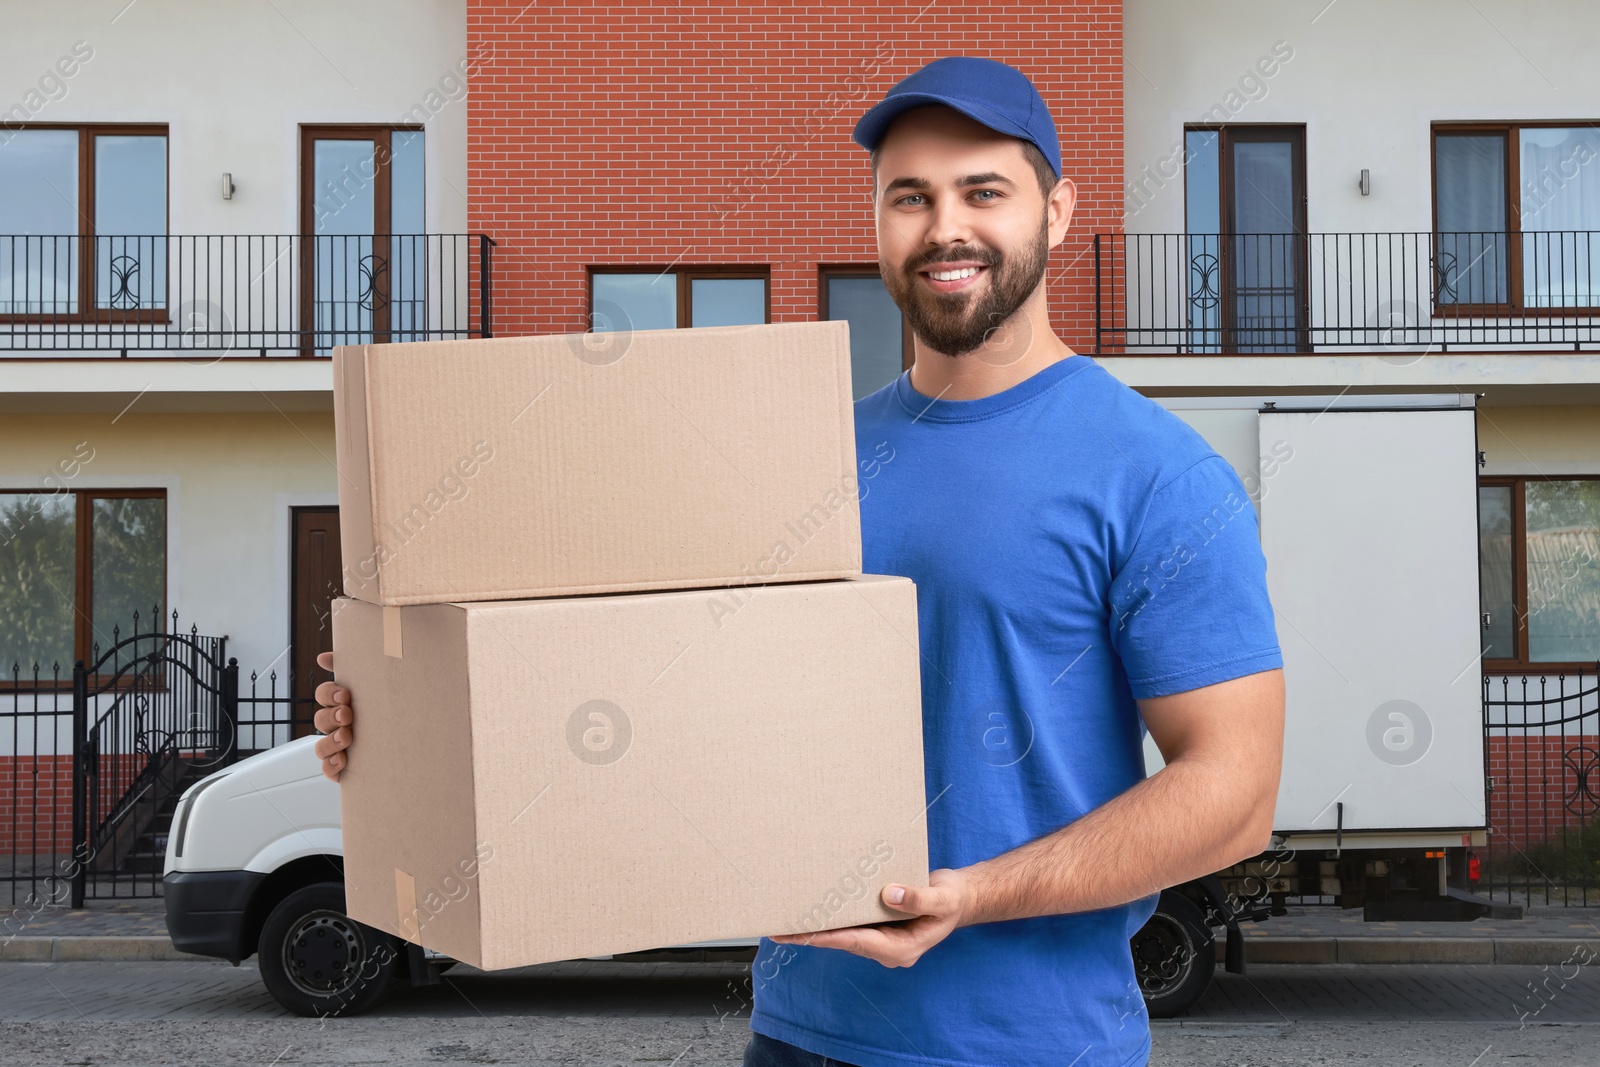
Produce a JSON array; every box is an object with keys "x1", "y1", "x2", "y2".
[
  {"x1": 2, "y1": 609, "x2": 236, "y2": 910},
  {"x1": 1481, "y1": 665, "x2": 1600, "y2": 907}
]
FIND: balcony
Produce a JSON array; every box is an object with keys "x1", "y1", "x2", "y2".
[
  {"x1": 1094, "y1": 232, "x2": 1600, "y2": 355},
  {"x1": 0, "y1": 234, "x2": 495, "y2": 357}
]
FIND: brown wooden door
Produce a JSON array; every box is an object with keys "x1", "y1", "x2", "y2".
[{"x1": 290, "y1": 506, "x2": 342, "y2": 739}]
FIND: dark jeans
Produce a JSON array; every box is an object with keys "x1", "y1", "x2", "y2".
[{"x1": 743, "y1": 1031, "x2": 864, "y2": 1067}]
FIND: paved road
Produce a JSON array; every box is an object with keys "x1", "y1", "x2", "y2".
[{"x1": 0, "y1": 959, "x2": 1595, "y2": 1065}]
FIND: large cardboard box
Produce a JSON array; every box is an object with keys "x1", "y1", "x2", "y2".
[
  {"x1": 333, "y1": 320, "x2": 862, "y2": 606},
  {"x1": 331, "y1": 575, "x2": 929, "y2": 971}
]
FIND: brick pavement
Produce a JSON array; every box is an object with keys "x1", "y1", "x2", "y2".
[
  {"x1": 2, "y1": 959, "x2": 1596, "y2": 1025},
  {"x1": 2, "y1": 898, "x2": 169, "y2": 938},
  {"x1": 0, "y1": 960, "x2": 1596, "y2": 1067}
]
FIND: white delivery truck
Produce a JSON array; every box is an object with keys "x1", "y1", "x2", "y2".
[
  {"x1": 1159, "y1": 393, "x2": 1498, "y2": 892},
  {"x1": 164, "y1": 391, "x2": 1508, "y2": 1018}
]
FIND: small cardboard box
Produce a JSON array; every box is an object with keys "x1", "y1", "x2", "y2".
[
  {"x1": 332, "y1": 320, "x2": 862, "y2": 606},
  {"x1": 331, "y1": 575, "x2": 928, "y2": 971}
]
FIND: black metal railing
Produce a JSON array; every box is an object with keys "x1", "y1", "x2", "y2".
[
  {"x1": 0, "y1": 622, "x2": 338, "y2": 912},
  {"x1": 0, "y1": 233, "x2": 495, "y2": 355},
  {"x1": 1095, "y1": 231, "x2": 1600, "y2": 353},
  {"x1": 3, "y1": 660, "x2": 78, "y2": 915},
  {"x1": 234, "y1": 662, "x2": 331, "y2": 753},
  {"x1": 1, "y1": 608, "x2": 236, "y2": 908},
  {"x1": 1481, "y1": 665, "x2": 1600, "y2": 907},
  {"x1": 75, "y1": 610, "x2": 233, "y2": 902}
]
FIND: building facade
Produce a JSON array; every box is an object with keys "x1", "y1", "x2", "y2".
[
  {"x1": 1, "y1": 1, "x2": 1594, "y2": 898},
  {"x1": 1113, "y1": 0, "x2": 1600, "y2": 854}
]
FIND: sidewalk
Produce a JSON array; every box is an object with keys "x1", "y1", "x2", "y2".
[
  {"x1": 1233, "y1": 902, "x2": 1600, "y2": 965},
  {"x1": 3, "y1": 899, "x2": 1598, "y2": 965},
  {"x1": 2, "y1": 899, "x2": 180, "y2": 962}
]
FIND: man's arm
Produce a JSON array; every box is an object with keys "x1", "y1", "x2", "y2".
[
  {"x1": 770, "y1": 667, "x2": 1285, "y2": 964},
  {"x1": 961, "y1": 666, "x2": 1285, "y2": 924}
]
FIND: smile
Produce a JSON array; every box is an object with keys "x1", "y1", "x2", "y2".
[{"x1": 919, "y1": 264, "x2": 988, "y2": 293}]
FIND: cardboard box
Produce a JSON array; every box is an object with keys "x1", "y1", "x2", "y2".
[
  {"x1": 331, "y1": 575, "x2": 928, "y2": 971},
  {"x1": 333, "y1": 320, "x2": 862, "y2": 606}
]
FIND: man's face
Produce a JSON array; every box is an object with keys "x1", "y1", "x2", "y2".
[{"x1": 872, "y1": 106, "x2": 1066, "y2": 358}]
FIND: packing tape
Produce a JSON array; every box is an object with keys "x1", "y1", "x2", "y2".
[
  {"x1": 395, "y1": 867, "x2": 419, "y2": 942},
  {"x1": 383, "y1": 605, "x2": 402, "y2": 658}
]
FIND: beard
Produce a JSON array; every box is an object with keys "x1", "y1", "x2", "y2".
[{"x1": 881, "y1": 218, "x2": 1050, "y2": 358}]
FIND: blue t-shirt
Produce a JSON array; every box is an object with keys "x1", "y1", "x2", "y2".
[{"x1": 748, "y1": 354, "x2": 1283, "y2": 1067}]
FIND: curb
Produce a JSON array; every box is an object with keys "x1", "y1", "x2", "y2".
[
  {"x1": 3, "y1": 935, "x2": 1598, "y2": 966},
  {"x1": 0, "y1": 937, "x2": 203, "y2": 962},
  {"x1": 1226, "y1": 937, "x2": 1600, "y2": 966}
]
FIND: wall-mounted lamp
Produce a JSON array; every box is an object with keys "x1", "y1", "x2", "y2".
[
  {"x1": 1358, "y1": 168, "x2": 1371, "y2": 196},
  {"x1": 221, "y1": 172, "x2": 235, "y2": 200}
]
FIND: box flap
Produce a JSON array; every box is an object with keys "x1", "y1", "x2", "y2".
[
  {"x1": 332, "y1": 344, "x2": 382, "y2": 602},
  {"x1": 332, "y1": 597, "x2": 485, "y2": 962}
]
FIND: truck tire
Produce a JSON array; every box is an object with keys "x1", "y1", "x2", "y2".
[
  {"x1": 257, "y1": 881, "x2": 400, "y2": 1017},
  {"x1": 1130, "y1": 889, "x2": 1216, "y2": 1018}
]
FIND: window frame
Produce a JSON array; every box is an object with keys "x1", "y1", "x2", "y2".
[
  {"x1": 1431, "y1": 120, "x2": 1600, "y2": 318},
  {"x1": 0, "y1": 487, "x2": 168, "y2": 690},
  {"x1": 1479, "y1": 473, "x2": 1600, "y2": 672},
  {"x1": 297, "y1": 123, "x2": 427, "y2": 357},
  {"x1": 817, "y1": 264, "x2": 914, "y2": 373},
  {"x1": 1180, "y1": 123, "x2": 1312, "y2": 354},
  {"x1": 585, "y1": 265, "x2": 772, "y2": 330},
  {"x1": 0, "y1": 123, "x2": 171, "y2": 326}
]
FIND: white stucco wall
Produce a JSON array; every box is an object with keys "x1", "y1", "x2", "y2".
[
  {"x1": 0, "y1": 411, "x2": 338, "y2": 753},
  {"x1": 2, "y1": 0, "x2": 476, "y2": 372},
  {"x1": 1478, "y1": 404, "x2": 1600, "y2": 475},
  {"x1": 1119, "y1": 1, "x2": 1600, "y2": 362},
  {"x1": 1123, "y1": 0, "x2": 1600, "y2": 235},
  {"x1": 2, "y1": 0, "x2": 470, "y2": 239}
]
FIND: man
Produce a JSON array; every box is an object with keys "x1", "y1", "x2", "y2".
[{"x1": 317, "y1": 56, "x2": 1285, "y2": 1067}]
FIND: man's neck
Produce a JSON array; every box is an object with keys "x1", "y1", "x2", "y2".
[{"x1": 906, "y1": 301, "x2": 1076, "y2": 402}]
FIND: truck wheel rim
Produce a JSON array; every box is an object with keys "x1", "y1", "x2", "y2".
[
  {"x1": 283, "y1": 909, "x2": 365, "y2": 997},
  {"x1": 1131, "y1": 914, "x2": 1195, "y2": 998}
]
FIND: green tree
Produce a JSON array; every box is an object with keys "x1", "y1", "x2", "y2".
[
  {"x1": 91, "y1": 497, "x2": 166, "y2": 652},
  {"x1": 0, "y1": 493, "x2": 76, "y2": 675}
]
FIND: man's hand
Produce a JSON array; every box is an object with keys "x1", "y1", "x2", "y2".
[
  {"x1": 767, "y1": 867, "x2": 975, "y2": 968},
  {"x1": 312, "y1": 650, "x2": 354, "y2": 781}
]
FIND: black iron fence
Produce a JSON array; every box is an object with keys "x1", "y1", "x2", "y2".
[
  {"x1": 1481, "y1": 666, "x2": 1600, "y2": 907},
  {"x1": 0, "y1": 233, "x2": 495, "y2": 355},
  {"x1": 235, "y1": 662, "x2": 330, "y2": 752},
  {"x1": 2, "y1": 611, "x2": 332, "y2": 910},
  {"x1": 1095, "y1": 231, "x2": 1600, "y2": 353},
  {"x1": 6, "y1": 629, "x2": 1595, "y2": 912},
  {"x1": 2, "y1": 609, "x2": 233, "y2": 907}
]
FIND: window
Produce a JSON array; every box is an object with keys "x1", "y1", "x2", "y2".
[
  {"x1": 1182, "y1": 125, "x2": 1309, "y2": 353},
  {"x1": 588, "y1": 267, "x2": 769, "y2": 332},
  {"x1": 1433, "y1": 123, "x2": 1600, "y2": 311},
  {"x1": 818, "y1": 266, "x2": 911, "y2": 399},
  {"x1": 0, "y1": 489, "x2": 166, "y2": 681},
  {"x1": 0, "y1": 125, "x2": 168, "y2": 318},
  {"x1": 1479, "y1": 476, "x2": 1600, "y2": 668},
  {"x1": 300, "y1": 125, "x2": 426, "y2": 354}
]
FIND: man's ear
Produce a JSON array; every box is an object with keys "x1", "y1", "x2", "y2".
[{"x1": 1047, "y1": 176, "x2": 1078, "y2": 248}]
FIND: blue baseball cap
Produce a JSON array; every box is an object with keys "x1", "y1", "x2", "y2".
[{"x1": 851, "y1": 56, "x2": 1062, "y2": 178}]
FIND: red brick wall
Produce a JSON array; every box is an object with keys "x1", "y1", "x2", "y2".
[
  {"x1": 5, "y1": 742, "x2": 1594, "y2": 859},
  {"x1": 1486, "y1": 735, "x2": 1600, "y2": 850},
  {"x1": 0, "y1": 753, "x2": 181, "y2": 854},
  {"x1": 0, "y1": 756, "x2": 73, "y2": 854},
  {"x1": 466, "y1": 2, "x2": 1123, "y2": 351}
]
